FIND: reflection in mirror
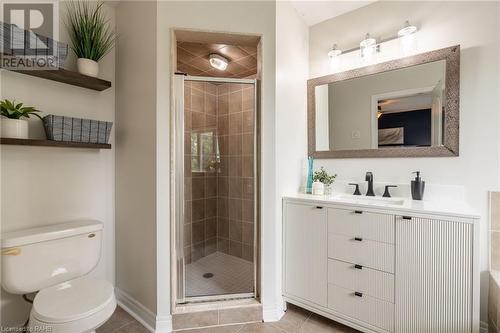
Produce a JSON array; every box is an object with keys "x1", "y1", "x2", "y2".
[
  {"x1": 377, "y1": 86, "x2": 443, "y2": 148},
  {"x1": 314, "y1": 60, "x2": 446, "y2": 151}
]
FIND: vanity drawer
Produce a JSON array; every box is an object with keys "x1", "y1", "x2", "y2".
[
  {"x1": 328, "y1": 234, "x2": 394, "y2": 273},
  {"x1": 328, "y1": 208, "x2": 394, "y2": 244},
  {"x1": 328, "y1": 284, "x2": 394, "y2": 332},
  {"x1": 328, "y1": 259, "x2": 394, "y2": 303}
]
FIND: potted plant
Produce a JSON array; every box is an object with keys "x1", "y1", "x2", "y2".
[
  {"x1": 313, "y1": 167, "x2": 337, "y2": 195},
  {"x1": 1, "y1": 99, "x2": 42, "y2": 139},
  {"x1": 66, "y1": 1, "x2": 116, "y2": 77}
]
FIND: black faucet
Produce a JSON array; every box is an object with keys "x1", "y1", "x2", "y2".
[{"x1": 365, "y1": 172, "x2": 375, "y2": 196}]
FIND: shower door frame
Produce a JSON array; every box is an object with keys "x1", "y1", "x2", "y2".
[{"x1": 172, "y1": 74, "x2": 259, "y2": 304}]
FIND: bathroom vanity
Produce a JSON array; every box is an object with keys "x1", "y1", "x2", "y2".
[{"x1": 282, "y1": 194, "x2": 479, "y2": 333}]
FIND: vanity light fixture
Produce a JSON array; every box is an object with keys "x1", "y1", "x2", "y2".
[
  {"x1": 360, "y1": 33, "x2": 379, "y2": 58},
  {"x1": 327, "y1": 21, "x2": 418, "y2": 60},
  {"x1": 398, "y1": 20, "x2": 418, "y2": 37},
  {"x1": 328, "y1": 44, "x2": 342, "y2": 58},
  {"x1": 209, "y1": 54, "x2": 228, "y2": 71}
]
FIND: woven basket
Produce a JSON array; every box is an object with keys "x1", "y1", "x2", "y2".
[{"x1": 43, "y1": 115, "x2": 112, "y2": 144}]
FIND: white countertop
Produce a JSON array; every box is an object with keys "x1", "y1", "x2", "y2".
[{"x1": 284, "y1": 193, "x2": 480, "y2": 220}]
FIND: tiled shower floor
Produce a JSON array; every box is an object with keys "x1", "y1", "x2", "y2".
[{"x1": 186, "y1": 251, "x2": 254, "y2": 297}]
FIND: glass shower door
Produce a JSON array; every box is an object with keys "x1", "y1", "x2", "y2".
[{"x1": 174, "y1": 74, "x2": 257, "y2": 303}]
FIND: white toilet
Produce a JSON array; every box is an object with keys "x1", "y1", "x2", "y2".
[{"x1": 1, "y1": 220, "x2": 116, "y2": 333}]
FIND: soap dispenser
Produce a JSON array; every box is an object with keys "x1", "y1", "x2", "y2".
[{"x1": 411, "y1": 171, "x2": 425, "y2": 200}]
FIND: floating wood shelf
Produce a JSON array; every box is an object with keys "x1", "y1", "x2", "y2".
[
  {"x1": 1, "y1": 138, "x2": 112, "y2": 149},
  {"x1": 6, "y1": 67, "x2": 112, "y2": 91}
]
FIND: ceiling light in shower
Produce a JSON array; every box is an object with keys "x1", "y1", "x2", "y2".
[
  {"x1": 398, "y1": 20, "x2": 418, "y2": 37},
  {"x1": 209, "y1": 54, "x2": 228, "y2": 71},
  {"x1": 328, "y1": 44, "x2": 342, "y2": 58}
]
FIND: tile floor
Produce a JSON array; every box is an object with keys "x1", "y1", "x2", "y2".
[
  {"x1": 99, "y1": 304, "x2": 361, "y2": 333},
  {"x1": 97, "y1": 306, "x2": 149, "y2": 333},
  {"x1": 186, "y1": 252, "x2": 254, "y2": 297}
]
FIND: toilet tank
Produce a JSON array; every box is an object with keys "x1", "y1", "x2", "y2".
[{"x1": 1, "y1": 220, "x2": 103, "y2": 294}]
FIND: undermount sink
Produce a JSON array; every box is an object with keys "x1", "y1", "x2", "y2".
[{"x1": 335, "y1": 194, "x2": 405, "y2": 206}]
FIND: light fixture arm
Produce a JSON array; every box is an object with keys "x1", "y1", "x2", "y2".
[{"x1": 342, "y1": 35, "x2": 398, "y2": 55}]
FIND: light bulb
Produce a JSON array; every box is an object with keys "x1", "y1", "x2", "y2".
[
  {"x1": 209, "y1": 54, "x2": 228, "y2": 71},
  {"x1": 328, "y1": 44, "x2": 342, "y2": 58},
  {"x1": 398, "y1": 21, "x2": 417, "y2": 37},
  {"x1": 360, "y1": 33, "x2": 377, "y2": 48},
  {"x1": 360, "y1": 33, "x2": 377, "y2": 59}
]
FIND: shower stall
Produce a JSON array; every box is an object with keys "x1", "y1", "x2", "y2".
[{"x1": 173, "y1": 74, "x2": 258, "y2": 304}]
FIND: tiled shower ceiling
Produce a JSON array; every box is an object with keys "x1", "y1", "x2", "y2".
[{"x1": 177, "y1": 42, "x2": 257, "y2": 78}]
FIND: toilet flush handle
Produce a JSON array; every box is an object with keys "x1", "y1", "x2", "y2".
[{"x1": 1, "y1": 248, "x2": 21, "y2": 256}]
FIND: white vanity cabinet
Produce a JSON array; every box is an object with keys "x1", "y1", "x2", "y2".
[
  {"x1": 283, "y1": 202, "x2": 328, "y2": 307},
  {"x1": 327, "y1": 208, "x2": 395, "y2": 332},
  {"x1": 394, "y1": 215, "x2": 474, "y2": 333},
  {"x1": 282, "y1": 196, "x2": 479, "y2": 333}
]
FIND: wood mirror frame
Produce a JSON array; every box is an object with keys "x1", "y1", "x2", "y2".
[{"x1": 307, "y1": 45, "x2": 460, "y2": 158}]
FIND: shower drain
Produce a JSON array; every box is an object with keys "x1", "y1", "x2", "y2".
[{"x1": 203, "y1": 273, "x2": 214, "y2": 279}]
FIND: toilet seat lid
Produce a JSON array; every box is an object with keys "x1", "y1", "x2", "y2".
[{"x1": 32, "y1": 276, "x2": 115, "y2": 324}]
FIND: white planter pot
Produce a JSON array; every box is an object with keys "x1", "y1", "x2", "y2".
[
  {"x1": 312, "y1": 181, "x2": 325, "y2": 195},
  {"x1": 77, "y1": 58, "x2": 99, "y2": 77},
  {"x1": 1, "y1": 118, "x2": 28, "y2": 139}
]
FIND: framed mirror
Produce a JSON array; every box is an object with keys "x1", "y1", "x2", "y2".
[{"x1": 308, "y1": 45, "x2": 460, "y2": 158}]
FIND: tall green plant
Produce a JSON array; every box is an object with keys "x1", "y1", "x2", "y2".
[{"x1": 66, "y1": 1, "x2": 116, "y2": 61}]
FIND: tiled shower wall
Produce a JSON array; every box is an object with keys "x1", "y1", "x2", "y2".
[
  {"x1": 216, "y1": 83, "x2": 255, "y2": 262},
  {"x1": 184, "y1": 81, "x2": 255, "y2": 264},
  {"x1": 184, "y1": 81, "x2": 218, "y2": 264}
]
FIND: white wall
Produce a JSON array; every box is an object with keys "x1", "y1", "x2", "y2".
[
  {"x1": 115, "y1": 0, "x2": 158, "y2": 319},
  {"x1": 309, "y1": 1, "x2": 500, "y2": 322},
  {"x1": 155, "y1": 1, "x2": 171, "y2": 330},
  {"x1": 276, "y1": 0, "x2": 309, "y2": 318},
  {"x1": 0, "y1": 2, "x2": 116, "y2": 327}
]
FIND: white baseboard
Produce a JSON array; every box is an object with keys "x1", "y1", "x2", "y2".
[
  {"x1": 115, "y1": 288, "x2": 172, "y2": 333},
  {"x1": 155, "y1": 314, "x2": 173, "y2": 333},
  {"x1": 262, "y1": 303, "x2": 285, "y2": 322}
]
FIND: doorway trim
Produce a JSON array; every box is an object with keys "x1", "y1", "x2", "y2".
[
  {"x1": 171, "y1": 74, "x2": 259, "y2": 307},
  {"x1": 370, "y1": 86, "x2": 435, "y2": 149},
  {"x1": 185, "y1": 75, "x2": 255, "y2": 85}
]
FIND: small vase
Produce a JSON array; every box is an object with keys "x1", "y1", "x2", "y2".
[
  {"x1": 312, "y1": 181, "x2": 325, "y2": 195},
  {"x1": 1, "y1": 118, "x2": 28, "y2": 139},
  {"x1": 77, "y1": 58, "x2": 99, "y2": 77}
]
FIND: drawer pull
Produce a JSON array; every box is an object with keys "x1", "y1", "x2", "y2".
[
  {"x1": 354, "y1": 237, "x2": 363, "y2": 242},
  {"x1": 354, "y1": 264, "x2": 363, "y2": 270},
  {"x1": 354, "y1": 291, "x2": 363, "y2": 297},
  {"x1": 402, "y1": 216, "x2": 412, "y2": 220},
  {"x1": 315, "y1": 206, "x2": 324, "y2": 209},
  {"x1": 354, "y1": 210, "x2": 363, "y2": 214}
]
